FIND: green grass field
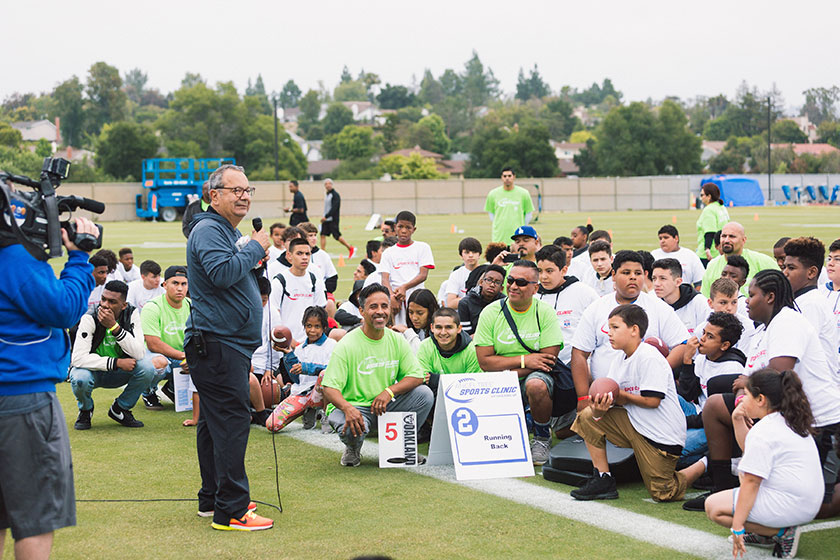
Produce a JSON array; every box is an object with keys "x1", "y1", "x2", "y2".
[{"x1": 13, "y1": 206, "x2": 839, "y2": 559}]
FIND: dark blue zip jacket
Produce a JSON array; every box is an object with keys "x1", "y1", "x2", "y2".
[
  {"x1": 185, "y1": 208, "x2": 264, "y2": 357},
  {"x1": 0, "y1": 244, "x2": 93, "y2": 395}
]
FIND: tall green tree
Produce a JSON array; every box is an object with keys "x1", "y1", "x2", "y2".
[
  {"x1": 817, "y1": 121, "x2": 840, "y2": 147},
  {"x1": 85, "y1": 62, "x2": 126, "y2": 135},
  {"x1": 322, "y1": 125, "x2": 377, "y2": 160},
  {"x1": 771, "y1": 120, "x2": 808, "y2": 143},
  {"x1": 279, "y1": 80, "x2": 302, "y2": 108},
  {"x1": 156, "y1": 81, "x2": 240, "y2": 156},
  {"x1": 95, "y1": 121, "x2": 158, "y2": 180},
  {"x1": 515, "y1": 64, "x2": 551, "y2": 101},
  {"x1": 244, "y1": 74, "x2": 272, "y2": 115},
  {"x1": 406, "y1": 114, "x2": 451, "y2": 154},
  {"x1": 801, "y1": 86, "x2": 839, "y2": 126},
  {"x1": 52, "y1": 76, "x2": 85, "y2": 147},
  {"x1": 377, "y1": 84, "x2": 416, "y2": 109},
  {"x1": 461, "y1": 51, "x2": 499, "y2": 107},
  {"x1": 322, "y1": 103, "x2": 354, "y2": 135},
  {"x1": 123, "y1": 68, "x2": 148, "y2": 104},
  {"x1": 468, "y1": 118, "x2": 557, "y2": 178},
  {"x1": 418, "y1": 69, "x2": 444, "y2": 106},
  {"x1": 297, "y1": 89, "x2": 322, "y2": 137}
]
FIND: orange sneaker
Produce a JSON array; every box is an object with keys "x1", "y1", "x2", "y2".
[
  {"x1": 198, "y1": 501, "x2": 256, "y2": 518},
  {"x1": 212, "y1": 510, "x2": 273, "y2": 531}
]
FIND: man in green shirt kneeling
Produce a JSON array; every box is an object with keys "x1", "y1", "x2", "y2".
[{"x1": 322, "y1": 284, "x2": 434, "y2": 467}]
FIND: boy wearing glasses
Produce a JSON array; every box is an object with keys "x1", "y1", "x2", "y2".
[
  {"x1": 474, "y1": 260, "x2": 564, "y2": 465},
  {"x1": 457, "y1": 264, "x2": 506, "y2": 336}
]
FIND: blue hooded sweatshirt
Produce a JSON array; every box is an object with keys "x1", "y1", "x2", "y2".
[
  {"x1": 185, "y1": 208, "x2": 264, "y2": 357},
  {"x1": 0, "y1": 244, "x2": 93, "y2": 395}
]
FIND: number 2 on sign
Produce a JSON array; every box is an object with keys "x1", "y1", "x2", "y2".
[
  {"x1": 452, "y1": 407, "x2": 478, "y2": 436},
  {"x1": 385, "y1": 422, "x2": 398, "y2": 441}
]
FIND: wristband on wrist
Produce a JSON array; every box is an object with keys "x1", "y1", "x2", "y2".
[
  {"x1": 520, "y1": 355, "x2": 525, "y2": 369},
  {"x1": 108, "y1": 323, "x2": 119, "y2": 334},
  {"x1": 734, "y1": 395, "x2": 744, "y2": 407},
  {"x1": 730, "y1": 527, "x2": 745, "y2": 536},
  {"x1": 385, "y1": 387, "x2": 395, "y2": 401},
  {"x1": 577, "y1": 395, "x2": 590, "y2": 401}
]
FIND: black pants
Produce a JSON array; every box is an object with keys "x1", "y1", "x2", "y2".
[{"x1": 185, "y1": 338, "x2": 252, "y2": 524}]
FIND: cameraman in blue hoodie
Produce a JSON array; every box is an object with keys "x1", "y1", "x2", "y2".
[
  {"x1": 0, "y1": 216, "x2": 98, "y2": 559},
  {"x1": 184, "y1": 164, "x2": 274, "y2": 532}
]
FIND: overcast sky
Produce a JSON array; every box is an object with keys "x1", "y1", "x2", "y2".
[{"x1": 5, "y1": 0, "x2": 838, "y2": 113}]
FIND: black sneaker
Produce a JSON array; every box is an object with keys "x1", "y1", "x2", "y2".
[
  {"x1": 302, "y1": 408, "x2": 317, "y2": 430},
  {"x1": 142, "y1": 392, "x2": 164, "y2": 410},
  {"x1": 108, "y1": 401, "x2": 144, "y2": 428},
  {"x1": 74, "y1": 408, "x2": 93, "y2": 430},
  {"x1": 682, "y1": 491, "x2": 711, "y2": 511},
  {"x1": 570, "y1": 472, "x2": 618, "y2": 500},
  {"x1": 161, "y1": 380, "x2": 175, "y2": 402},
  {"x1": 251, "y1": 409, "x2": 271, "y2": 426}
]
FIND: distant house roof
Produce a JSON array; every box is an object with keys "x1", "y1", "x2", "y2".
[
  {"x1": 557, "y1": 159, "x2": 580, "y2": 175},
  {"x1": 440, "y1": 159, "x2": 466, "y2": 175},
  {"x1": 11, "y1": 119, "x2": 57, "y2": 142},
  {"x1": 307, "y1": 159, "x2": 340, "y2": 176},
  {"x1": 384, "y1": 145, "x2": 443, "y2": 160},
  {"x1": 772, "y1": 143, "x2": 839, "y2": 156}
]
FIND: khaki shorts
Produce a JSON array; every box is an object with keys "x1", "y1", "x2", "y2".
[{"x1": 572, "y1": 405, "x2": 687, "y2": 502}]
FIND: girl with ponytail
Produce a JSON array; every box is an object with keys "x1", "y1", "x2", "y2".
[{"x1": 705, "y1": 368, "x2": 822, "y2": 558}]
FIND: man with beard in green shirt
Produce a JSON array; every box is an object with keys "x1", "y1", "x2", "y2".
[{"x1": 322, "y1": 284, "x2": 434, "y2": 467}]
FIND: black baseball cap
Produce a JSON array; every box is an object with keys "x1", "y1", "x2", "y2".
[{"x1": 164, "y1": 265, "x2": 188, "y2": 280}]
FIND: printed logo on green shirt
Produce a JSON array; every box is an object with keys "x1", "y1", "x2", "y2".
[{"x1": 357, "y1": 356, "x2": 400, "y2": 376}]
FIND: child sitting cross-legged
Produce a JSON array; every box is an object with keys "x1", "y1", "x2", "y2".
[
  {"x1": 266, "y1": 306, "x2": 336, "y2": 432},
  {"x1": 571, "y1": 304, "x2": 706, "y2": 501}
]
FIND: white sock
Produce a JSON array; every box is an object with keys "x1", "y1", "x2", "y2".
[
  {"x1": 600, "y1": 471, "x2": 611, "y2": 478},
  {"x1": 700, "y1": 456, "x2": 708, "y2": 470}
]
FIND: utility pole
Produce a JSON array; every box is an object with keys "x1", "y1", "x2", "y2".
[
  {"x1": 767, "y1": 96, "x2": 772, "y2": 200},
  {"x1": 273, "y1": 95, "x2": 280, "y2": 181}
]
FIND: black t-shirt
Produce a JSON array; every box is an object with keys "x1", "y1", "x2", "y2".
[{"x1": 290, "y1": 191, "x2": 308, "y2": 225}]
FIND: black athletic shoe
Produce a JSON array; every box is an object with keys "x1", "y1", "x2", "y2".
[
  {"x1": 142, "y1": 392, "x2": 164, "y2": 410},
  {"x1": 682, "y1": 491, "x2": 711, "y2": 511},
  {"x1": 570, "y1": 472, "x2": 618, "y2": 500},
  {"x1": 74, "y1": 408, "x2": 93, "y2": 430},
  {"x1": 108, "y1": 401, "x2": 144, "y2": 428},
  {"x1": 161, "y1": 380, "x2": 175, "y2": 402},
  {"x1": 251, "y1": 409, "x2": 271, "y2": 426}
]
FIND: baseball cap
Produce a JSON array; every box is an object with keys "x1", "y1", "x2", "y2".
[
  {"x1": 164, "y1": 265, "x2": 188, "y2": 280},
  {"x1": 511, "y1": 225, "x2": 538, "y2": 240}
]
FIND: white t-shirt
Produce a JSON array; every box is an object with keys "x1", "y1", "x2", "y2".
[
  {"x1": 694, "y1": 312, "x2": 756, "y2": 353},
  {"x1": 608, "y1": 342, "x2": 686, "y2": 449},
  {"x1": 310, "y1": 248, "x2": 338, "y2": 286},
  {"x1": 363, "y1": 261, "x2": 383, "y2": 288},
  {"x1": 651, "y1": 247, "x2": 706, "y2": 286},
  {"x1": 736, "y1": 412, "x2": 823, "y2": 528},
  {"x1": 537, "y1": 280, "x2": 599, "y2": 364},
  {"x1": 380, "y1": 241, "x2": 435, "y2": 291},
  {"x1": 672, "y1": 292, "x2": 710, "y2": 336},
  {"x1": 268, "y1": 245, "x2": 284, "y2": 262},
  {"x1": 266, "y1": 252, "x2": 322, "y2": 283},
  {"x1": 127, "y1": 279, "x2": 164, "y2": 312},
  {"x1": 117, "y1": 262, "x2": 141, "y2": 284},
  {"x1": 795, "y1": 288, "x2": 840, "y2": 380},
  {"x1": 744, "y1": 307, "x2": 840, "y2": 427},
  {"x1": 88, "y1": 283, "x2": 105, "y2": 307},
  {"x1": 445, "y1": 265, "x2": 473, "y2": 301},
  {"x1": 567, "y1": 251, "x2": 592, "y2": 282},
  {"x1": 269, "y1": 269, "x2": 327, "y2": 343},
  {"x1": 692, "y1": 353, "x2": 747, "y2": 409},
  {"x1": 737, "y1": 294, "x2": 748, "y2": 316},
  {"x1": 251, "y1": 303, "x2": 283, "y2": 373},
  {"x1": 573, "y1": 291, "x2": 690, "y2": 379}
]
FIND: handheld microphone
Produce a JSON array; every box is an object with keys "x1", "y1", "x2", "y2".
[{"x1": 252, "y1": 217, "x2": 263, "y2": 232}]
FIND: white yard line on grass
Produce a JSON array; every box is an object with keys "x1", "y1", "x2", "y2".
[{"x1": 282, "y1": 425, "x2": 776, "y2": 559}]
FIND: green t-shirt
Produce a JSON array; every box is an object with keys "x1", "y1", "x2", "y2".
[
  {"x1": 322, "y1": 327, "x2": 424, "y2": 407},
  {"x1": 416, "y1": 337, "x2": 482, "y2": 375},
  {"x1": 473, "y1": 298, "x2": 564, "y2": 356},
  {"x1": 95, "y1": 331, "x2": 121, "y2": 358},
  {"x1": 140, "y1": 294, "x2": 191, "y2": 352},
  {"x1": 700, "y1": 248, "x2": 780, "y2": 298},
  {"x1": 695, "y1": 202, "x2": 730, "y2": 259},
  {"x1": 484, "y1": 185, "x2": 534, "y2": 243}
]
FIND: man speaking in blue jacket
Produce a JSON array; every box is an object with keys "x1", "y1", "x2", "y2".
[
  {"x1": 0, "y1": 216, "x2": 99, "y2": 558},
  {"x1": 184, "y1": 164, "x2": 275, "y2": 532}
]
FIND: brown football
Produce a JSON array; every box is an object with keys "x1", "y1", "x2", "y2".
[
  {"x1": 261, "y1": 378, "x2": 280, "y2": 407},
  {"x1": 271, "y1": 325, "x2": 292, "y2": 349},
  {"x1": 644, "y1": 336, "x2": 670, "y2": 358},
  {"x1": 588, "y1": 377, "x2": 620, "y2": 401}
]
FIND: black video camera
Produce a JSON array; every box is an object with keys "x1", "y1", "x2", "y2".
[{"x1": 0, "y1": 157, "x2": 105, "y2": 260}]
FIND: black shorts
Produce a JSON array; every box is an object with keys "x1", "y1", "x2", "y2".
[
  {"x1": 0, "y1": 393, "x2": 76, "y2": 539},
  {"x1": 320, "y1": 220, "x2": 342, "y2": 240}
]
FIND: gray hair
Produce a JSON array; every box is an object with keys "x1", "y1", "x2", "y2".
[{"x1": 208, "y1": 164, "x2": 245, "y2": 190}]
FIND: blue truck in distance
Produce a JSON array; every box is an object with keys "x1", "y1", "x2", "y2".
[{"x1": 135, "y1": 157, "x2": 235, "y2": 222}]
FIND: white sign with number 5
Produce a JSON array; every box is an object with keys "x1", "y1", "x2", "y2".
[{"x1": 377, "y1": 411, "x2": 420, "y2": 468}]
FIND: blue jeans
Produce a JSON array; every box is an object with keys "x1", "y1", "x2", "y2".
[
  {"x1": 70, "y1": 356, "x2": 155, "y2": 411},
  {"x1": 328, "y1": 385, "x2": 434, "y2": 450},
  {"x1": 677, "y1": 394, "x2": 708, "y2": 468},
  {"x1": 144, "y1": 353, "x2": 181, "y2": 397}
]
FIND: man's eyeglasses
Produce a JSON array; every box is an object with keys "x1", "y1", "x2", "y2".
[
  {"x1": 215, "y1": 186, "x2": 255, "y2": 198},
  {"x1": 481, "y1": 277, "x2": 503, "y2": 286},
  {"x1": 506, "y1": 276, "x2": 537, "y2": 287}
]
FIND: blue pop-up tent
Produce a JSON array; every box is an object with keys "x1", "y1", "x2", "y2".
[{"x1": 701, "y1": 175, "x2": 764, "y2": 207}]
